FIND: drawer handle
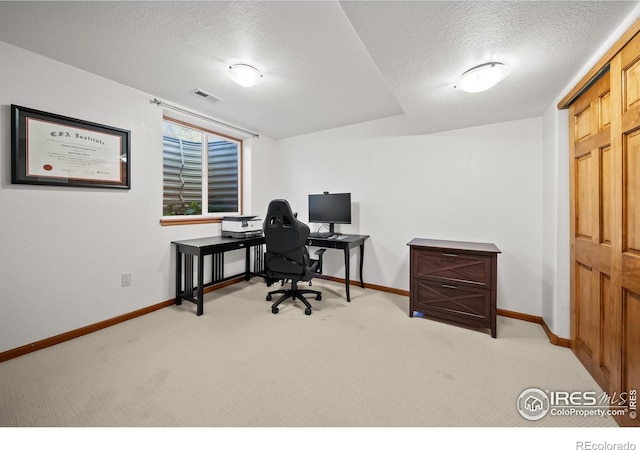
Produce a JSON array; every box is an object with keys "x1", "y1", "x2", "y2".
[
  {"x1": 441, "y1": 253, "x2": 458, "y2": 257},
  {"x1": 441, "y1": 284, "x2": 458, "y2": 289}
]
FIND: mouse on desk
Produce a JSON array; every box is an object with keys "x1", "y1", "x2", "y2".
[{"x1": 336, "y1": 235, "x2": 348, "y2": 240}]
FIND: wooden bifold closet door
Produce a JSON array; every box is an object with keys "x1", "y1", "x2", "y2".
[{"x1": 569, "y1": 31, "x2": 640, "y2": 428}]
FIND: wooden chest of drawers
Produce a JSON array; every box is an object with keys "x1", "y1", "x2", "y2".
[{"x1": 407, "y1": 238, "x2": 501, "y2": 338}]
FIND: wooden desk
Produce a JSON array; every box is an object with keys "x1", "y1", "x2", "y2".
[
  {"x1": 172, "y1": 235, "x2": 265, "y2": 316},
  {"x1": 307, "y1": 234, "x2": 369, "y2": 302}
]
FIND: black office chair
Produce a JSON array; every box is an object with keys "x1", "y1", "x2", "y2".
[{"x1": 263, "y1": 199, "x2": 325, "y2": 315}]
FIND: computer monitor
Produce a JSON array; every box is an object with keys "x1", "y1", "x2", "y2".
[{"x1": 308, "y1": 192, "x2": 351, "y2": 235}]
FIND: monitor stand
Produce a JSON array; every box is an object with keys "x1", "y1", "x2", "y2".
[{"x1": 310, "y1": 223, "x2": 336, "y2": 238}]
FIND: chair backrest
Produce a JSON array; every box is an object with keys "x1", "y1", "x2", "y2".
[{"x1": 263, "y1": 199, "x2": 310, "y2": 277}]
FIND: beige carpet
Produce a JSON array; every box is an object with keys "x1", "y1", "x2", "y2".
[{"x1": 0, "y1": 278, "x2": 619, "y2": 428}]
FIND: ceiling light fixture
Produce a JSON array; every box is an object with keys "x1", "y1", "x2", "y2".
[
  {"x1": 227, "y1": 63, "x2": 264, "y2": 87},
  {"x1": 454, "y1": 62, "x2": 510, "y2": 93}
]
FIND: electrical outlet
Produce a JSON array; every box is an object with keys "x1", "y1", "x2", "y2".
[{"x1": 121, "y1": 273, "x2": 131, "y2": 287}]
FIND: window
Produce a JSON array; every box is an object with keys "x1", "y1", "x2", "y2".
[{"x1": 161, "y1": 118, "x2": 242, "y2": 224}]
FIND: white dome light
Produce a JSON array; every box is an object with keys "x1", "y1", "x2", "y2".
[
  {"x1": 227, "y1": 64, "x2": 264, "y2": 87},
  {"x1": 454, "y1": 62, "x2": 510, "y2": 93}
]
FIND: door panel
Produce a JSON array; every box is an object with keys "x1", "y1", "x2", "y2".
[
  {"x1": 570, "y1": 72, "x2": 613, "y2": 393},
  {"x1": 622, "y1": 56, "x2": 640, "y2": 112},
  {"x1": 600, "y1": 91, "x2": 611, "y2": 130},
  {"x1": 569, "y1": 31, "x2": 640, "y2": 426},
  {"x1": 576, "y1": 263, "x2": 597, "y2": 360},
  {"x1": 624, "y1": 291, "x2": 640, "y2": 389},
  {"x1": 625, "y1": 131, "x2": 640, "y2": 254},
  {"x1": 599, "y1": 274, "x2": 616, "y2": 379},
  {"x1": 621, "y1": 40, "x2": 640, "y2": 427},
  {"x1": 601, "y1": 146, "x2": 613, "y2": 245},
  {"x1": 576, "y1": 154, "x2": 594, "y2": 239},
  {"x1": 575, "y1": 105, "x2": 592, "y2": 141}
]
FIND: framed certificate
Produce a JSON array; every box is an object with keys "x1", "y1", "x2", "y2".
[{"x1": 11, "y1": 105, "x2": 131, "y2": 189}]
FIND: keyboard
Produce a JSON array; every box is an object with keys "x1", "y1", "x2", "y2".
[{"x1": 309, "y1": 232, "x2": 332, "y2": 238}]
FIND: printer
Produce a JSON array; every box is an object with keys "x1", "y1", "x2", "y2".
[{"x1": 221, "y1": 215, "x2": 263, "y2": 238}]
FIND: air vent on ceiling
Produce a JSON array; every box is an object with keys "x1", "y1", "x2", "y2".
[{"x1": 193, "y1": 88, "x2": 224, "y2": 103}]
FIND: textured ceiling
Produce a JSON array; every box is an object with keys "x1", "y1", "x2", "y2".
[{"x1": 0, "y1": 1, "x2": 638, "y2": 139}]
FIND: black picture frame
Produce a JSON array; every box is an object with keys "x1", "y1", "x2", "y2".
[{"x1": 11, "y1": 104, "x2": 131, "y2": 189}]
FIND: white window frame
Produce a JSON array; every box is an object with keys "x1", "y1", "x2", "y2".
[{"x1": 160, "y1": 116, "x2": 243, "y2": 226}]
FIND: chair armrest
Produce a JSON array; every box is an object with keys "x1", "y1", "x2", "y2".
[{"x1": 311, "y1": 248, "x2": 326, "y2": 274}]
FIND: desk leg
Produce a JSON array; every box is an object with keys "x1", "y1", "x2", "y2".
[
  {"x1": 196, "y1": 253, "x2": 204, "y2": 316},
  {"x1": 359, "y1": 243, "x2": 365, "y2": 288},
  {"x1": 175, "y1": 250, "x2": 182, "y2": 305},
  {"x1": 343, "y1": 247, "x2": 351, "y2": 302},
  {"x1": 245, "y1": 246, "x2": 251, "y2": 280}
]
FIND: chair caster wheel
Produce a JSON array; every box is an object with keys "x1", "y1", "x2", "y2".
[
  {"x1": 266, "y1": 294, "x2": 272, "y2": 301},
  {"x1": 272, "y1": 307, "x2": 279, "y2": 314},
  {"x1": 305, "y1": 308, "x2": 312, "y2": 315},
  {"x1": 315, "y1": 294, "x2": 322, "y2": 300}
]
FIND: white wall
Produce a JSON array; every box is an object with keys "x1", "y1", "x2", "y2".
[
  {"x1": 269, "y1": 115, "x2": 544, "y2": 317},
  {"x1": 246, "y1": 134, "x2": 280, "y2": 215},
  {"x1": 541, "y1": 105, "x2": 570, "y2": 338},
  {"x1": 0, "y1": 42, "x2": 251, "y2": 353}
]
